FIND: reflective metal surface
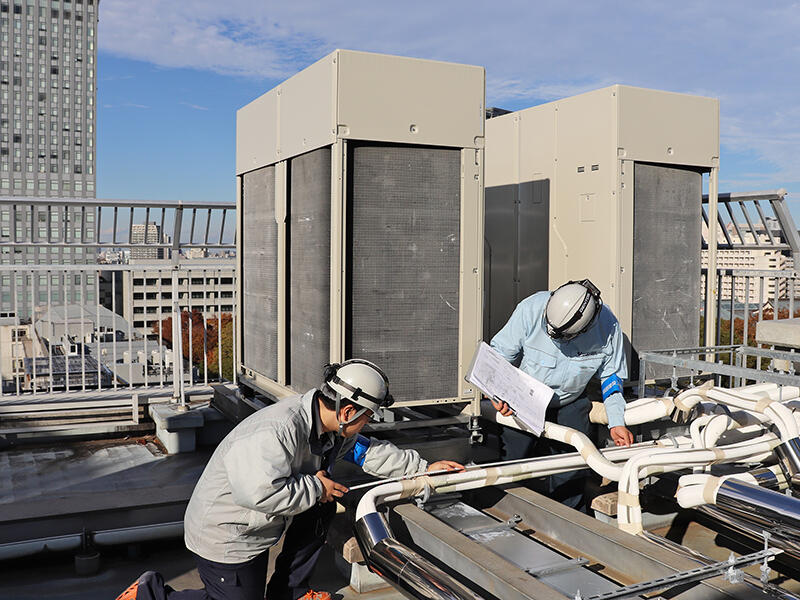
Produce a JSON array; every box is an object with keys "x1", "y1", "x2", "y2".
[
  {"x1": 775, "y1": 438, "x2": 800, "y2": 488},
  {"x1": 354, "y1": 514, "x2": 485, "y2": 600},
  {"x1": 749, "y1": 467, "x2": 784, "y2": 491},
  {"x1": 354, "y1": 512, "x2": 392, "y2": 550},
  {"x1": 716, "y1": 479, "x2": 800, "y2": 531},
  {"x1": 697, "y1": 478, "x2": 800, "y2": 560}
]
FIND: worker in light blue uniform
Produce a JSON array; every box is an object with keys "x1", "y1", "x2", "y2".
[{"x1": 490, "y1": 279, "x2": 633, "y2": 511}]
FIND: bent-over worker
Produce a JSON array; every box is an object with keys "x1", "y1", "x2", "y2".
[
  {"x1": 117, "y1": 359, "x2": 463, "y2": 600},
  {"x1": 489, "y1": 279, "x2": 633, "y2": 511}
]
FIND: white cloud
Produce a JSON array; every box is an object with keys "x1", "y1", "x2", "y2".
[
  {"x1": 180, "y1": 102, "x2": 210, "y2": 111},
  {"x1": 99, "y1": 0, "x2": 800, "y2": 192}
]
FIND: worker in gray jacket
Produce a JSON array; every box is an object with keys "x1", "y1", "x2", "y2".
[{"x1": 117, "y1": 359, "x2": 463, "y2": 600}]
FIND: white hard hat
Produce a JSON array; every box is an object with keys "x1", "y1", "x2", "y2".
[
  {"x1": 323, "y1": 359, "x2": 394, "y2": 414},
  {"x1": 545, "y1": 279, "x2": 602, "y2": 340}
]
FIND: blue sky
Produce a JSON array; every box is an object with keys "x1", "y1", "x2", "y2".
[{"x1": 96, "y1": 1, "x2": 800, "y2": 217}]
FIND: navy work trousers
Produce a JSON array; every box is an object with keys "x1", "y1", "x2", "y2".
[
  {"x1": 495, "y1": 394, "x2": 595, "y2": 511},
  {"x1": 133, "y1": 502, "x2": 336, "y2": 600}
]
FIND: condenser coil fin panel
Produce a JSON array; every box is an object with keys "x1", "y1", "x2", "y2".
[
  {"x1": 347, "y1": 143, "x2": 461, "y2": 402},
  {"x1": 632, "y1": 162, "x2": 702, "y2": 378},
  {"x1": 242, "y1": 165, "x2": 278, "y2": 380},
  {"x1": 288, "y1": 147, "x2": 332, "y2": 392}
]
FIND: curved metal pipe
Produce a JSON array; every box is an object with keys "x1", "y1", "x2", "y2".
[
  {"x1": 748, "y1": 466, "x2": 786, "y2": 491},
  {"x1": 775, "y1": 438, "x2": 800, "y2": 488},
  {"x1": 354, "y1": 512, "x2": 484, "y2": 600}
]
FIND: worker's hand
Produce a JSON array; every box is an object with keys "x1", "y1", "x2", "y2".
[
  {"x1": 427, "y1": 460, "x2": 465, "y2": 473},
  {"x1": 315, "y1": 470, "x2": 348, "y2": 502},
  {"x1": 490, "y1": 396, "x2": 515, "y2": 417},
  {"x1": 610, "y1": 426, "x2": 634, "y2": 447}
]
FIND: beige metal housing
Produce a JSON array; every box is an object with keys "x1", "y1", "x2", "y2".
[
  {"x1": 236, "y1": 50, "x2": 485, "y2": 415},
  {"x1": 485, "y1": 85, "x2": 720, "y2": 368}
]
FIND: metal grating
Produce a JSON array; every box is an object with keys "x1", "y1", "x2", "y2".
[
  {"x1": 242, "y1": 166, "x2": 278, "y2": 380},
  {"x1": 347, "y1": 143, "x2": 460, "y2": 402},
  {"x1": 633, "y1": 162, "x2": 702, "y2": 379},
  {"x1": 288, "y1": 147, "x2": 332, "y2": 392}
]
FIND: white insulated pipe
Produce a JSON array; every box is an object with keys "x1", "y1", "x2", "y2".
[
  {"x1": 617, "y1": 433, "x2": 781, "y2": 534},
  {"x1": 676, "y1": 466, "x2": 789, "y2": 509},
  {"x1": 706, "y1": 387, "x2": 800, "y2": 441},
  {"x1": 355, "y1": 440, "x2": 686, "y2": 521}
]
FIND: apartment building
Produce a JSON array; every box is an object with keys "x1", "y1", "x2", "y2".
[
  {"x1": 702, "y1": 218, "x2": 794, "y2": 304},
  {"x1": 121, "y1": 260, "x2": 235, "y2": 337}
]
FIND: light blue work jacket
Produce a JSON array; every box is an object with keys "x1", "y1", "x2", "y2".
[{"x1": 490, "y1": 291, "x2": 628, "y2": 428}]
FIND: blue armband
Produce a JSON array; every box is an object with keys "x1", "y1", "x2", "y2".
[
  {"x1": 343, "y1": 434, "x2": 370, "y2": 467},
  {"x1": 601, "y1": 374, "x2": 623, "y2": 401}
]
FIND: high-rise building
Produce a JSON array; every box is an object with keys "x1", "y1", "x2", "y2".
[
  {"x1": 0, "y1": 202, "x2": 98, "y2": 318},
  {"x1": 0, "y1": 0, "x2": 99, "y2": 197},
  {"x1": 130, "y1": 222, "x2": 166, "y2": 260}
]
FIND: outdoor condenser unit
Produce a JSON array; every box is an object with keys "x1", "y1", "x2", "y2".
[
  {"x1": 236, "y1": 50, "x2": 485, "y2": 413},
  {"x1": 484, "y1": 85, "x2": 720, "y2": 376}
]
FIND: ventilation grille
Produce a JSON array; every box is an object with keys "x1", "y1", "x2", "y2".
[
  {"x1": 288, "y1": 147, "x2": 332, "y2": 392},
  {"x1": 347, "y1": 143, "x2": 461, "y2": 402},
  {"x1": 242, "y1": 166, "x2": 278, "y2": 380}
]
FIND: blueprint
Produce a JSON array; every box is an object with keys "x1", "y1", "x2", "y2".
[{"x1": 466, "y1": 341, "x2": 553, "y2": 435}]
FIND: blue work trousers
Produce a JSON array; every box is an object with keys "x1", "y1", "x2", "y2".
[{"x1": 496, "y1": 394, "x2": 595, "y2": 511}]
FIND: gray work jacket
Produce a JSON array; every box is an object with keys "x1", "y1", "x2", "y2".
[{"x1": 184, "y1": 389, "x2": 427, "y2": 563}]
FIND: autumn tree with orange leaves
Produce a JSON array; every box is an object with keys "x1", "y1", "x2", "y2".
[{"x1": 154, "y1": 311, "x2": 234, "y2": 382}]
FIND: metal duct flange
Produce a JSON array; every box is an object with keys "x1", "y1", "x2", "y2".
[
  {"x1": 775, "y1": 438, "x2": 800, "y2": 488},
  {"x1": 354, "y1": 513, "x2": 485, "y2": 600},
  {"x1": 748, "y1": 466, "x2": 786, "y2": 491}
]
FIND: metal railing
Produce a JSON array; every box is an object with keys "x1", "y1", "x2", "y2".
[
  {"x1": 703, "y1": 268, "x2": 800, "y2": 346},
  {"x1": 702, "y1": 189, "x2": 800, "y2": 263},
  {"x1": 638, "y1": 345, "x2": 800, "y2": 398},
  {"x1": 0, "y1": 197, "x2": 237, "y2": 407},
  {"x1": 701, "y1": 189, "x2": 800, "y2": 347}
]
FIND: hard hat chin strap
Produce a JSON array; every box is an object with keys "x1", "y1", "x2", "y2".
[{"x1": 334, "y1": 395, "x2": 370, "y2": 436}]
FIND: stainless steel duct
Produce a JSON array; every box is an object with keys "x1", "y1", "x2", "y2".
[
  {"x1": 775, "y1": 438, "x2": 800, "y2": 488},
  {"x1": 354, "y1": 512, "x2": 484, "y2": 600},
  {"x1": 698, "y1": 478, "x2": 800, "y2": 559}
]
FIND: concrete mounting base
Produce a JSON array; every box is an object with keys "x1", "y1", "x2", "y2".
[
  {"x1": 349, "y1": 562, "x2": 391, "y2": 594},
  {"x1": 149, "y1": 404, "x2": 204, "y2": 454},
  {"x1": 195, "y1": 404, "x2": 234, "y2": 447}
]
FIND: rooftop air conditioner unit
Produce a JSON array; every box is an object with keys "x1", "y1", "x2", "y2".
[{"x1": 236, "y1": 50, "x2": 484, "y2": 416}]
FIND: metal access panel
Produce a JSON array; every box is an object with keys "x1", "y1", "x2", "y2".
[
  {"x1": 633, "y1": 163, "x2": 702, "y2": 378},
  {"x1": 484, "y1": 85, "x2": 719, "y2": 369},
  {"x1": 484, "y1": 180, "x2": 549, "y2": 341},
  {"x1": 236, "y1": 50, "x2": 485, "y2": 412}
]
